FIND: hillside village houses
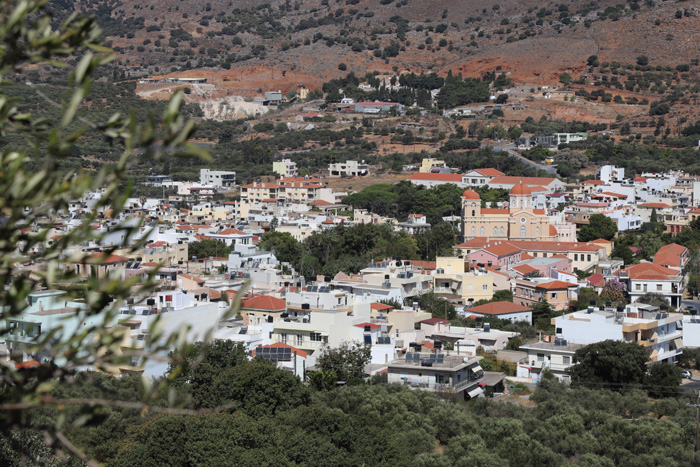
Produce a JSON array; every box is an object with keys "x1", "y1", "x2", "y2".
[{"x1": 9, "y1": 156, "x2": 700, "y2": 395}]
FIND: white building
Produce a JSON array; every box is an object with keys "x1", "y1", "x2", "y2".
[
  {"x1": 553, "y1": 303, "x2": 684, "y2": 364},
  {"x1": 328, "y1": 160, "x2": 369, "y2": 177},
  {"x1": 272, "y1": 159, "x2": 298, "y2": 178},
  {"x1": 200, "y1": 169, "x2": 237, "y2": 189}
]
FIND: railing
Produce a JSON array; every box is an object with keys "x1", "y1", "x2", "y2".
[{"x1": 657, "y1": 330, "x2": 682, "y2": 343}]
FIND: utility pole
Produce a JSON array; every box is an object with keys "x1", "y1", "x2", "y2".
[{"x1": 688, "y1": 391, "x2": 700, "y2": 452}]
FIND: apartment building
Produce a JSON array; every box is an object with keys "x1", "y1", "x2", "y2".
[
  {"x1": 554, "y1": 303, "x2": 684, "y2": 364},
  {"x1": 387, "y1": 350, "x2": 485, "y2": 400},
  {"x1": 619, "y1": 262, "x2": 685, "y2": 308},
  {"x1": 328, "y1": 160, "x2": 369, "y2": 177},
  {"x1": 272, "y1": 159, "x2": 298, "y2": 178},
  {"x1": 513, "y1": 279, "x2": 578, "y2": 311},
  {"x1": 433, "y1": 257, "x2": 493, "y2": 306},
  {"x1": 200, "y1": 169, "x2": 236, "y2": 189}
]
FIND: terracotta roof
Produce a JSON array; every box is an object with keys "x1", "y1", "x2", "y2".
[
  {"x1": 371, "y1": 303, "x2": 395, "y2": 311},
  {"x1": 311, "y1": 199, "x2": 332, "y2": 206},
  {"x1": 242, "y1": 295, "x2": 286, "y2": 312},
  {"x1": 489, "y1": 176, "x2": 558, "y2": 187},
  {"x1": 208, "y1": 288, "x2": 222, "y2": 300},
  {"x1": 462, "y1": 189, "x2": 480, "y2": 200},
  {"x1": 581, "y1": 180, "x2": 604, "y2": 185},
  {"x1": 536, "y1": 280, "x2": 575, "y2": 290},
  {"x1": 79, "y1": 253, "x2": 130, "y2": 264},
  {"x1": 481, "y1": 208, "x2": 509, "y2": 215},
  {"x1": 653, "y1": 243, "x2": 688, "y2": 268},
  {"x1": 533, "y1": 209, "x2": 546, "y2": 215},
  {"x1": 482, "y1": 243, "x2": 521, "y2": 257},
  {"x1": 409, "y1": 173, "x2": 462, "y2": 182},
  {"x1": 638, "y1": 203, "x2": 670, "y2": 209},
  {"x1": 179, "y1": 274, "x2": 205, "y2": 284},
  {"x1": 623, "y1": 263, "x2": 679, "y2": 280},
  {"x1": 510, "y1": 181, "x2": 532, "y2": 196},
  {"x1": 513, "y1": 264, "x2": 538, "y2": 275},
  {"x1": 242, "y1": 182, "x2": 281, "y2": 189},
  {"x1": 549, "y1": 225, "x2": 558, "y2": 236},
  {"x1": 217, "y1": 228, "x2": 248, "y2": 236},
  {"x1": 410, "y1": 260, "x2": 437, "y2": 270},
  {"x1": 587, "y1": 273, "x2": 605, "y2": 287},
  {"x1": 456, "y1": 238, "x2": 602, "y2": 253},
  {"x1": 474, "y1": 168, "x2": 505, "y2": 176},
  {"x1": 590, "y1": 238, "x2": 612, "y2": 244},
  {"x1": 253, "y1": 342, "x2": 307, "y2": 359},
  {"x1": 520, "y1": 252, "x2": 534, "y2": 260},
  {"x1": 15, "y1": 360, "x2": 41, "y2": 369},
  {"x1": 467, "y1": 301, "x2": 531, "y2": 315},
  {"x1": 420, "y1": 318, "x2": 449, "y2": 325},
  {"x1": 354, "y1": 322, "x2": 381, "y2": 330},
  {"x1": 633, "y1": 176, "x2": 647, "y2": 182}
]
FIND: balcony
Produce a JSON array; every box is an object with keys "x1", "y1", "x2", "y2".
[{"x1": 657, "y1": 330, "x2": 682, "y2": 343}]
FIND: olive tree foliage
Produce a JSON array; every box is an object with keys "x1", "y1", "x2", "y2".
[{"x1": 0, "y1": 0, "x2": 221, "y2": 461}]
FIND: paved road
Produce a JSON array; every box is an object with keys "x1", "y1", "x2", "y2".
[{"x1": 483, "y1": 143, "x2": 559, "y2": 176}]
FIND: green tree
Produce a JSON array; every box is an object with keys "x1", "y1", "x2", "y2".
[
  {"x1": 257, "y1": 231, "x2": 302, "y2": 265},
  {"x1": 569, "y1": 340, "x2": 649, "y2": 389},
  {"x1": 316, "y1": 342, "x2": 371, "y2": 380},
  {"x1": 0, "y1": 0, "x2": 205, "y2": 459},
  {"x1": 646, "y1": 362, "x2": 681, "y2": 398},
  {"x1": 578, "y1": 214, "x2": 617, "y2": 242}
]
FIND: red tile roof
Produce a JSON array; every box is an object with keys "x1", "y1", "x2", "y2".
[
  {"x1": 623, "y1": 263, "x2": 679, "y2": 280},
  {"x1": 536, "y1": 280, "x2": 575, "y2": 290},
  {"x1": 371, "y1": 303, "x2": 395, "y2": 311},
  {"x1": 409, "y1": 173, "x2": 462, "y2": 182},
  {"x1": 217, "y1": 228, "x2": 248, "y2": 236},
  {"x1": 474, "y1": 168, "x2": 505, "y2": 176},
  {"x1": 482, "y1": 243, "x2": 521, "y2": 257},
  {"x1": 638, "y1": 203, "x2": 670, "y2": 209},
  {"x1": 481, "y1": 208, "x2": 510, "y2": 215},
  {"x1": 489, "y1": 176, "x2": 558, "y2": 187},
  {"x1": 242, "y1": 295, "x2": 286, "y2": 311},
  {"x1": 80, "y1": 253, "x2": 130, "y2": 264},
  {"x1": 467, "y1": 301, "x2": 531, "y2": 315},
  {"x1": 587, "y1": 273, "x2": 605, "y2": 287},
  {"x1": 354, "y1": 322, "x2": 381, "y2": 330},
  {"x1": 420, "y1": 318, "x2": 449, "y2": 325}
]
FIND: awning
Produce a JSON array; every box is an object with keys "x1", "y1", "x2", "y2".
[
  {"x1": 467, "y1": 387, "x2": 484, "y2": 398},
  {"x1": 471, "y1": 365, "x2": 483, "y2": 373},
  {"x1": 673, "y1": 338, "x2": 684, "y2": 350}
]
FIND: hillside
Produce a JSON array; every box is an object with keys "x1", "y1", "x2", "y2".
[{"x1": 41, "y1": 0, "x2": 700, "y2": 92}]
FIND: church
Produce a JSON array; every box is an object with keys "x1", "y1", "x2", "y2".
[{"x1": 461, "y1": 182, "x2": 557, "y2": 241}]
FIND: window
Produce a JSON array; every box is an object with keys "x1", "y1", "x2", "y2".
[
  {"x1": 520, "y1": 225, "x2": 526, "y2": 237},
  {"x1": 493, "y1": 226, "x2": 498, "y2": 236},
  {"x1": 471, "y1": 210, "x2": 475, "y2": 216},
  {"x1": 657, "y1": 284, "x2": 662, "y2": 291},
  {"x1": 467, "y1": 284, "x2": 473, "y2": 291},
  {"x1": 310, "y1": 332, "x2": 322, "y2": 342},
  {"x1": 480, "y1": 226, "x2": 485, "y2": 235},
  {"x1": 563, "y1": 356, "x2": 571, "y2": 365},
  {"x1": 636, "y1": 284, "x2": 641, "y2": 291},
  {"x1": 537, "y1": 353, "x2": 545, "y2": 362},
  {"x1": 587, "y1": 254, "x2": 591, "y2": 261},
  {"x1": 500, "y1": 226, "x2": 504, "y2": 236},
  {"x1": 471, "y1": 226, "x2": 476, "y2": 236},
  {"x1": 296, "y1": 334, "x2": 303, "y2": 346},
  {"x1": 574, "y1": 254, "x2": 578, "y2": 261},
  {"x1": 551, "y1": 293, "x2": 558, "y2": 299},
  {"x1": 482, "y1": 284, "x2": 488, "y2": 290}
]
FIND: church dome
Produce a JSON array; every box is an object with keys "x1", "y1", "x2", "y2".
[
  {"x1": 462, "y1": 189, "x2": 480, "y2": 200},
  {"x1": 510, "y1": 181, "x2": 532, "y2": 196}
]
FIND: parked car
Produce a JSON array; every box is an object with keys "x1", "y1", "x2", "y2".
[{"x1": 682, "y1": 370, "x2": 692, "y2": 379}]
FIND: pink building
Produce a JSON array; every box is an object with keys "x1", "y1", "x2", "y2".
[{"x1": 468, "y1": 243, "x2": 522, "y2": 268}]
